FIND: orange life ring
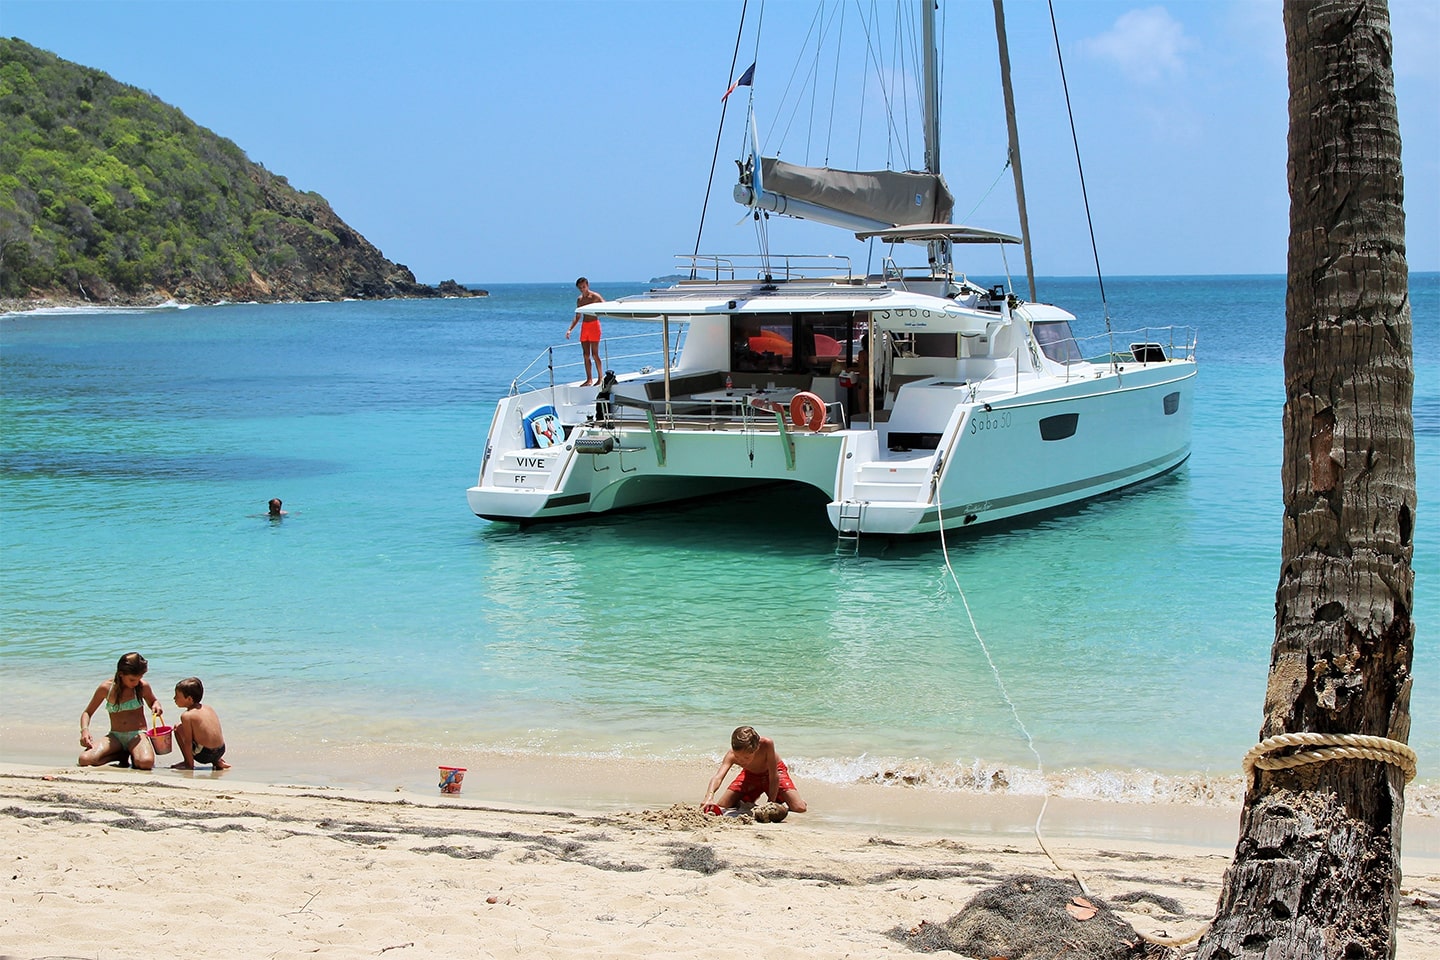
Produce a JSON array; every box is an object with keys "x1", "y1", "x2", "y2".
[{"x1": 789, "y1": 391, "x2": 827, "y2": 432}]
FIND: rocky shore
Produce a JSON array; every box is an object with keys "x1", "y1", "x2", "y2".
[{"x1": 1, "y1": 280, "x2": 486, "y2": 316}]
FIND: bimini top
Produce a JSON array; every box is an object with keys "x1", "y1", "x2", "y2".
[
  {"x1": 579, "y1": 282, "x2": 1010, "y2": 335},
  {"x1": 855, "y1": 224, "x2": 1021, "y2": 245}
]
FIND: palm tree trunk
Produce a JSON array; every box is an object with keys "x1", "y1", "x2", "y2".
[{"x1": 1197, "y1": 1, "x2": 1415, "y2": 958}]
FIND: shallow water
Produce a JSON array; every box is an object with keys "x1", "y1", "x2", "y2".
[{"x1": 2, "y1": 275, "x2": 1435, "y2": 804}]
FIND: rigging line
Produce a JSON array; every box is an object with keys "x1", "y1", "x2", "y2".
[
  {"x1": 900, "y1": 0, "x2": 921, "y2": 168},
  {"x1": 888, "y1": 1, "x2": 912, "y2": 170},
  {"x1": 693, "y1": 0, "x2": 753, "y2": 272},
  {"x1": 825, "y1": 0, "x2": 845, "y2": 165},
  {"x1": 753, "y1": 203, "x2": 772, "y2": 273},
  {"x1": 958, "y1": 157, "x2": 1012, "y2": 225},
  {"x1": 852, "y1": 0, "x2": 909, "y2": 172},
  {"x1": 808, "y1": 3, "x2": 846, "y2": 163},
  {"x1": 882, "y1": 1, "x2": 898, "y2": 169},
  {"x1": 854, "y1": 0, "x2": 871, "y2": 168},
  {"x1": 1046, "y1": 0, "x2": 1111, "y2": 336},
  {"x1": 934, "y1": 497, "x2": 1090, "y2": 897},
  {"x1": 805, "y1": 2, "x2": 826, "y2": 163},
  {"x1": 766, "y1": 2, "x2": 824, "y2": 153}
]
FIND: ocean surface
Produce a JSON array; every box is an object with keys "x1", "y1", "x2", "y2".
[{"x1": 2, "y1": 274, "x2": 1436, "y2": 808}]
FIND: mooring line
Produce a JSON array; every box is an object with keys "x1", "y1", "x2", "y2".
[
  {"x1": 934, "y1": 500, "x2": 1089, "y2": 895},
  {"x1": 933, "y1": 501, "x2": 1229, "y2": 946}
]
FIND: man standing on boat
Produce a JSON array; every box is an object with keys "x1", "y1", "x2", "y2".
[{"x1": 565, "y1": 277, "x2": 605, "y2": 386}]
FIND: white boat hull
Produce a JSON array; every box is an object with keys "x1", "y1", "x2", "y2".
[
  {"x1": 467, "y1": 358, "x2": 1194, "y2": 536},
  {"x1": 831, "y1": 365, "x2": 1193, "y2": 534}
]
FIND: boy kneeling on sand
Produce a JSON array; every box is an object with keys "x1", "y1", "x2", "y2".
[
  {"x1": 171, "y1": 677, "x2": 231, "y2": 770},
  {"x1": 702, "y1": 725, "x2": 806, "y2": 821}
]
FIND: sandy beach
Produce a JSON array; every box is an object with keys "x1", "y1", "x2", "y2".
[{"x1": 3, "y1": 762, "x2": 1437, "y2": 959}]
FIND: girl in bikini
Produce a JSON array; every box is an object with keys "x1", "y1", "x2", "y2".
[{"x1": 79, "y1": 652, "x2": 164, "y2": 770}]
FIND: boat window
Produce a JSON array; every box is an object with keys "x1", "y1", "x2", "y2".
[
  {"x1": 731, "y1": 315, "x2": 793, "y2": 373},
  {"x1": 806, "y1": 312, "x2": 853, "y2": 366},
  {"x1": 913, "y1": 333, "x2": 958, "y2": 358},
  {"x1": 1038, "y1": 413, "x2": 1079, "y2": 441},
  {"x1": 730, "y1": 312, "x2": 858, "y2": 374},
  {"x1": 1032, "y1": 320, "x2": 1083, "y2": 364}
]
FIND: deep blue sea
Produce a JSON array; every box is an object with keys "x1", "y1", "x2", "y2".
[{"x1": 2, "y1": 275, "x2": 1436, "y2": 805}]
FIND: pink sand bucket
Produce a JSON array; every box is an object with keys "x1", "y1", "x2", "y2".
[
  {"x1": 146, "y1": 725, "x2": 174, "y2": 755},
  {"x1": 438, "y1": 766, "x2": 466, "y2": 794}
]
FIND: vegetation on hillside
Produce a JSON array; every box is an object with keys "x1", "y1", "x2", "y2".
[{"x1": 0, "y1": 38, "x2": 468, "y2": 303}]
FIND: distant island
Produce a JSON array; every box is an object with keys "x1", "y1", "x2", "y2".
[{"x1": 0, "y1": 38, "x2": 483, "y2": 311}]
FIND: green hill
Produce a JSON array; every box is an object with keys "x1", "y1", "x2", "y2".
[{"x1": 0, "y1": 38, "x2": 474, "y2": 304}]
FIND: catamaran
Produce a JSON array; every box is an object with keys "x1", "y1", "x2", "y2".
[{"x1": 467, "y1": 1, "x2": 1196, "y2": 537}]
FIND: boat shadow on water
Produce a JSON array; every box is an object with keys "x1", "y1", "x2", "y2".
[
  {"x1": 473, "y1": 465, "x2": 1192, "y2": 560},
  {"x1": 475, "y1": 481, "x2": 838, "y2": 549}
]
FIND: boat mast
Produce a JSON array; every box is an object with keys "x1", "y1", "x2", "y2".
[
  {"x1": 992, "y1": 0, "x2": 1037, "y2": 301},
  {"x1": 921, "y1": 0, "x2": 950, "y2": 276}
]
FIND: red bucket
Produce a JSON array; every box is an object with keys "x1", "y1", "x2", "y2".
[
  {"x1": 438, "y1": 766, "x2": 466, "y2": 794},
  {"x1": 146, "y1": 725, "x2": 174, "y2": 755}
]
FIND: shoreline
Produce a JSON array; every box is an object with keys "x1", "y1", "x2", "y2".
[
  {"x1": 0, "y1": 287, "x2": 485, "y2": 316},
  {"x1": 5, "y1": 673, "x2": 1436, "y2": 849},
  {"x1": 4, "y1": 764, "x2": 1438, "y2": 958},
  {"x1": 3, "y1": 707, "x2": 1436, "y2": 852},
  {"x1": 3, "y1": 737, "x2": 1437, "y2": 856}
]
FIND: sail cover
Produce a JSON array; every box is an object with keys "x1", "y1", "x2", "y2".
[{"x1": 760, "y1": 157, "x2": 954, "y2": 227}]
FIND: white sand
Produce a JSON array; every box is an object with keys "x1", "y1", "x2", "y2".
[{"x1": 3, "y1": 762, "x2": 1437, "y2": 959}]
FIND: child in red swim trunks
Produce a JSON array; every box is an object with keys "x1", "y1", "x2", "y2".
[{"x1": 702, "y1": 725, "x2": 807, "y2": 815}]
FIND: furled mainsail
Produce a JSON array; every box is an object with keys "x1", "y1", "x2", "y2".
[{"x1": 741, "y1": 157, "x2": 954, "y2": 229}]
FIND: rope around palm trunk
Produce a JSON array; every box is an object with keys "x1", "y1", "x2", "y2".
[
  {"x1": 1136, "y1": 733, "x2": 1417, "y2": 949},
  {"x1": 1243, "y1": 732, "x2": 1418, "y2": 782}
]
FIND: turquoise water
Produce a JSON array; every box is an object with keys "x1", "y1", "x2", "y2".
[{"x1": 2, "y1": 276, "x2": 1436, "y2": 801}]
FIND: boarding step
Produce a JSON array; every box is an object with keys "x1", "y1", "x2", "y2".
[
  {"x1": 854, "y1": 460, "x2": 936, "y2": 485},
  {"x1": 852, "y1": 481, "x2": 929, "y2": 503}
]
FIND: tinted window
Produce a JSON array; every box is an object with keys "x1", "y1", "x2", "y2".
[
  {"x1": 730, "y1": 313, "x2": 857, "y2": 373},
  {"x1": 1033, "y1": 321, "x2": 1083, "y2": 363},
  {"x1": 1039, "y1": 413, "x2": 1079, "y2": 441}
]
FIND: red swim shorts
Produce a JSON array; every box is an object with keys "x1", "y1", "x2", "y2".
[
  {"x1": 580, "y1": 319, "x2": 602, "y2": 343},
  {"x1": 727, "y1": 759, "x2": 795, "y2": 804}
]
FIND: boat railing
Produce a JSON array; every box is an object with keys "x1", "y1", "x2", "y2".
[
  {"x1": 1066, "y1": 325, "x2": 1198, "y2": 376},
  {"x1": 596, "y1": 395, "x2": 847, "y2": 433},
  {"x1": 676, "y1": 253, "x2": 854, "y2": 283},
  {"x1": 509, "y1": 331, "x2": 685, "y2": 395},
  {"x1": 879, "y1": 258, "x2": 940, "y2": 288}
]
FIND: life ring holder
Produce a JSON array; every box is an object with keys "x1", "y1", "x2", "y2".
[{"x1": 789, "y1": 391, "x2": 827, "y2": 432}]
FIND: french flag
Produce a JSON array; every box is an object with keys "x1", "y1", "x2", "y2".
[{"x1": 722, "y1": 62, "x2": 756, "y2": 101}]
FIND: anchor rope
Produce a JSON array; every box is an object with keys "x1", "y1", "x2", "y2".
[
  {"x1": 939, "y1": 508, "x2": 1418, "y2": 943},
  {"x1": 935, "y1": 499, "x2": 1219, "y2": 945},
  {"x1": 1243, "y1": 732, "x2": 1417, "y2": 782},
  {"x1": 933, "y1": 497, "x2": 1087, "y2": 896},
  {"x1": 929, "y1": 496, "x2": 1428, "y2": 948},
  {"x1": 1133, "y1": 734, "x2": 1417, "y2": 947}
]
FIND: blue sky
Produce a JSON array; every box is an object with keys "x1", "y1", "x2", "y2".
[{"x1": 4, "y1": 0, "x2": 1436, "y2": 284}]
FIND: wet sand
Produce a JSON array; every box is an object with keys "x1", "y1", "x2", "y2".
[{"x1": 3, "y1": 761, "x2": 1437, "y2": 959}]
